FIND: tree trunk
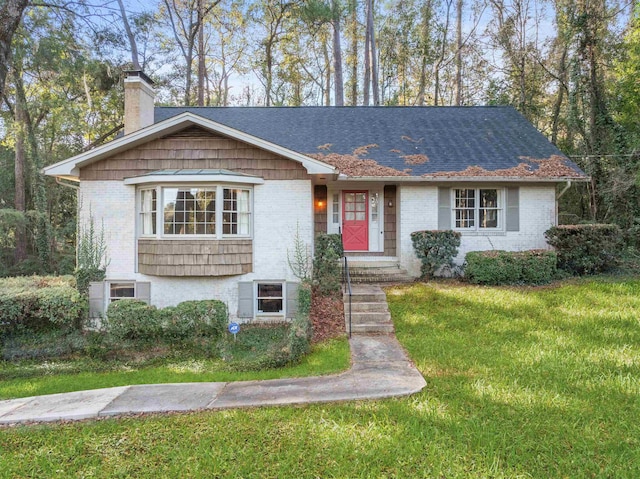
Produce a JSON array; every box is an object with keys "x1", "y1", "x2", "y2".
[
  {"x1": 0, "y1": 0, "x2": 29, "y2": 97},
  {"x1": 116, "y1": 0, "x2": 141, "y2": 70},
  {"x1": 332, "y1": 0, "x2": 344, "y2": 106},
  {"x1": 454, "y1": 0, "x2": 463, "y2": 105},
  {"x1": 363, "y1": 0, "x2": 371, "y2": 105},
  {"x1": 13, "y1": 71, "x2": 27, "y2": 264},
  {"x1": 197, "y1": 0, "x2": 205, "y2": 106},
  {"x1": 323, "y1": 39, "x2": 331, "y2": 106},
  {"x1": 551, "y1": 47, "x2": 567, "y2": 145},
  {"x1": 369, "y1": 0, "x2": 379, "y2": 105},
  {"x1": 348, "y1": 0, "x2": 358, "y2": 105}
]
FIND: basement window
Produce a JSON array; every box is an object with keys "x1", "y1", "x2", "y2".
[
  {"x1": 109, "y1": 282, "x2": 135, "y2": 302},
  {"x1": 256, "y1": 283, "x2": 284, "y2": 315}
]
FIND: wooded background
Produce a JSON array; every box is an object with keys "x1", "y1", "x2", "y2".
[{"x1": 0, "y1": 0, "x2": 638, "y2": 276}]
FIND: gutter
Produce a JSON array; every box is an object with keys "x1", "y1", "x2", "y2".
[{"x1": 55, "y1": 177, "x2": 80, "y2": 190}]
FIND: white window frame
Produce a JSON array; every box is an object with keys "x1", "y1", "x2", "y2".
[
  {"x1": 108, "y1": 282, "x2": 136, "y2": 303},
  {"x1": 452, "y1": 187, "x2": 504, "y2": 231},
  {"x1": 139, "y1": 188, "x2": 157, "y2": 237},
  {"x1": 255, "y1": 282, "x2": 285, "y2": 316},
  {"x1": 136, "y1": 184, "x2": 253, "y2": 240}
]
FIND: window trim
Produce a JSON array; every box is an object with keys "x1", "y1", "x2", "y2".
[
  {"x1": 451, "y1": 187, "x2": 504, "y2": 232},
  {"x1": 255, "y1": 281, "x2": 285, "y2": 316},
  {"x1": 136, "y1": 184, "x2": 253, "y2": 240}
]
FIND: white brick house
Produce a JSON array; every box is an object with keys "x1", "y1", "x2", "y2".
[{"x1": 44, "y1": 71, "x2": 587, "y2": 321}]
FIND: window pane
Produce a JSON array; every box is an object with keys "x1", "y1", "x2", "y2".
[
  {"x1": 258, "y1": 298, "x2": 283, "y2": 313},
  {"x1": 140, "y1": 189, "x2": 157, "y2": 235},
  {"x1": 480, "y1": 209, "x2": 498, "y2": 228},
  {"x1": 479, "y1": 189, "x2": 498, "y2": 207},
  {"x1": 456, "y1": 209, "x2": 475, "y2": 228},
  {"x1": 258, "y1": 284, "x2": 282, "y2": 297},
  {"x1": 163, "y1": 187, "x2": 215, "y2": 235},
  {"x1": 223, "y1": 188, "x2": 250, "y2": 236},
  {"x1": 455, "y1": 189, "x2": 475, "y2": 208},
  {"x1": 332, "y1": 193, "x2": 339, "y2": 223},
  {"x1": 110, "y1": 283, "x2": 135, "y2": 301}
]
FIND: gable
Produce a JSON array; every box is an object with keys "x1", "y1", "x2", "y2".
[{"x1": 79, "y1": 126, "x2": 309, "y2": 181}]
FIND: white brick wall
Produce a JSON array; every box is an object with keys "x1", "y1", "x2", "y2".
[
  {"x1": 398, "y1": 185, "x2": 557, "y2": 277},
  {"x1": 81, "y1": 180, "x2": 313, "y2": 318}
]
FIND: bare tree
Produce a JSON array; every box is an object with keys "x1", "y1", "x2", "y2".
[{"x1": 116, "y1": 0, "x2": 141, "y2": 69}]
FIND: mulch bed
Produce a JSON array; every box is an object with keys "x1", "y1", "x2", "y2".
[{"x1": 310, "y1": 289, "x2": 345, "y2": 344}]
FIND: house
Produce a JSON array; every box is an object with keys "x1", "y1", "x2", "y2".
[{"x1": 43, "y1": 71, "x2": 587, "y2": 321}]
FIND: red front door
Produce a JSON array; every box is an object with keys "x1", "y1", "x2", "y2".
[{"x1": 342, "y1": 191, "x2": 368, "y2": 251}]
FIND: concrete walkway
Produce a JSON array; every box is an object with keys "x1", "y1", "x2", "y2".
[{"x1": 0, "y1": 335, "x2": 426, "y2": 425}]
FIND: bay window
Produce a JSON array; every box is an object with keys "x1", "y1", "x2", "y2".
[
  {"x1": 138, "y1": 185, "x2": 252, "y2": 238},
  {"x1": 453, "y1": 188, "x2": 503, "y2": 230}
]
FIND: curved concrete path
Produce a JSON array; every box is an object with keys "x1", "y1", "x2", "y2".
[{"x1": 0, "y1": 335, "x2": 426, "y2": 425}]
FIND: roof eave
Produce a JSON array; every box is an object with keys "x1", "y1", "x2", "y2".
[{"x1": 43, "y1": 112, "x2": 337, "y2": 179}]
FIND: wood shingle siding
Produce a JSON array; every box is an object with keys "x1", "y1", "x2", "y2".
[
  {"x1": 138, "y1": 239, "x2": 252, "y2": 276},
  {"x1": 384, "y1": 185, "x2": 397, "y2": 256},
  {"x1": 80, "y1": 128, "x2": 309, "y2": 181}
]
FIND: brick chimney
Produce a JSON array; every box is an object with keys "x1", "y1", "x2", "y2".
[{"x1": 123, "y1": 70, "x2": 155, "y2": 135}]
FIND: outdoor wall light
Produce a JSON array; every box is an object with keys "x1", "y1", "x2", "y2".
[
  {"x1": 387, "y1": 199, "x2": 393, "y2": 208},
  {"x1": 317, "y1": 200, "x2": 325, "y2": 208}
]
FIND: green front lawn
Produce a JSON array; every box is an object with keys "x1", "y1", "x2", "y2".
[
  {"x1": 1, "y1": 278, "x2": 639, "y2": 478},
  {"x1": 0, "y1": 337, "x2": 350, "y2": 400}
]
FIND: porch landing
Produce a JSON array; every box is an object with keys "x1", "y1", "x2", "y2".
[{"x1": 344, "y1": 257, "x2": 413, "y2": 284}]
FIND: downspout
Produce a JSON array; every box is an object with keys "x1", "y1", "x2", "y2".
[{"x1": 555, "y1": 180, "x2": 572, "y2": 225}]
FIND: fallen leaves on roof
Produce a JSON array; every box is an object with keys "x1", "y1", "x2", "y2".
[
  {"x1": 423, "y1": 155, "x2": 585, "y2": 178},
  {"x1": 308, "y1": 152, "x2": 409, "y2": 177},
  {"x1": 317, "y1": 143, "x2": 333, "y2": 151},
  {"x1": 401, "y1": 135, "x2": 424, "y2": 144},
  {"x1": 402, "y1": 154, "x2": 429, "y2": 165},
  {"x1": 352, "y1": 144, "x2": 379, "y2": 157}
]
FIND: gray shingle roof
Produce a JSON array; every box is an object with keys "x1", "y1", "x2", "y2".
[{"x1": 154, "y1": 106, "x2": 585, "y2": 178}]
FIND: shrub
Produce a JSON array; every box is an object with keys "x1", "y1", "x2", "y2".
[
  {"x1": 0, "y1": 276, "x2": 87, "y2": 334},
  {"x1": 410, "y1": 230, "x2": 461, "y2": 279},
  {"x1": 313, "y1": 234, "x2": 344, "y2": 295},
  {"x1": 105, "y1": 299, "x2": 161, "y2": 341},
  {"x1": 161, "y1": 300, "x2": 228, "y2": 341},
  {"x1": 464, "y1": 250, "x2": 558, "y2": 285},
  {"x1": 544, "y1": 224, "x2": 623, "y2": 275},
  {"x1": 297, "y1": 282, "x2": 312, "y2": 317}
]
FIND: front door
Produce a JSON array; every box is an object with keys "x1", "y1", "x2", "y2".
[{"x1": 342, "y1": 191, "x2": 368, "y2": 251}]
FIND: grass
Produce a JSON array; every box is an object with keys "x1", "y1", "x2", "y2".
[
  {"x1": 1, "y1": 277, "x2": 639, "y2": 478},
  {"x1": 0, "y1": 336, "x2": 350, "y2": 400}
]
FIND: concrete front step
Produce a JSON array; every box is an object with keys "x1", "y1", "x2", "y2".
[
  {"x1": 350, "y1": 275, "x2": 414, "y2": 284},
  {"x1": 349, "y1": 323, "x2": 395, "y2": 334},
  {"x1": 348, "y1": 301, "x2": 389, "y2": 313},
  {"x1": 344, "y1": 285, "x2": 395, "y2": 335}
]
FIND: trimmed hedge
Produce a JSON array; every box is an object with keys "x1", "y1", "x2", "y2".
[
  {"x1": 464, "y1": 250, "x2": 558, "y2": 285},
  {"x1": 0, "y1": 276, "x2": 87, "y2": 334},
  {"x1": 410, "y1": 230, "x2": 461, "y2": 279},
  {"x1": 106, "y1": 299, "x2": 228, "y2": 343},
  {"x1": 313, "y1": 234, "x2": 344, "y2": 295},
  {"x1": 161, "y1": 300, "x2": 228, "y2": 341},
  {"x1": 106, "y1": 299, "x2": 161, "y2": 341},
  {"x1": 544, "y1": 224, "x2": 623, "y2": 275}
]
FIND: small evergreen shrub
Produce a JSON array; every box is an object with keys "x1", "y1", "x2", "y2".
[
  {"x1": 0, "y1": 276, "x2": 87, "y2": 334},
  {"x1": 410, "y1": 230, "x2": 462, "y2": 279},
  {"x1": 161, "y1": 300, "x2": 228, "y2": 341},
  {"x1": 313, "y1": 234, "x2": 344, "y2": 295},
  {"x1": 544, "y1": 224, "x2": 623, "y2": 275},
  {"x1": 297, "y1": 282, "x2": 312, "y2": 317},
  {"x1": 106, "y1": 299, "x2": 161, "y2": 341},
  {"x1": 464, "y1": 250, "x2": 557, "y2": 285}
]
